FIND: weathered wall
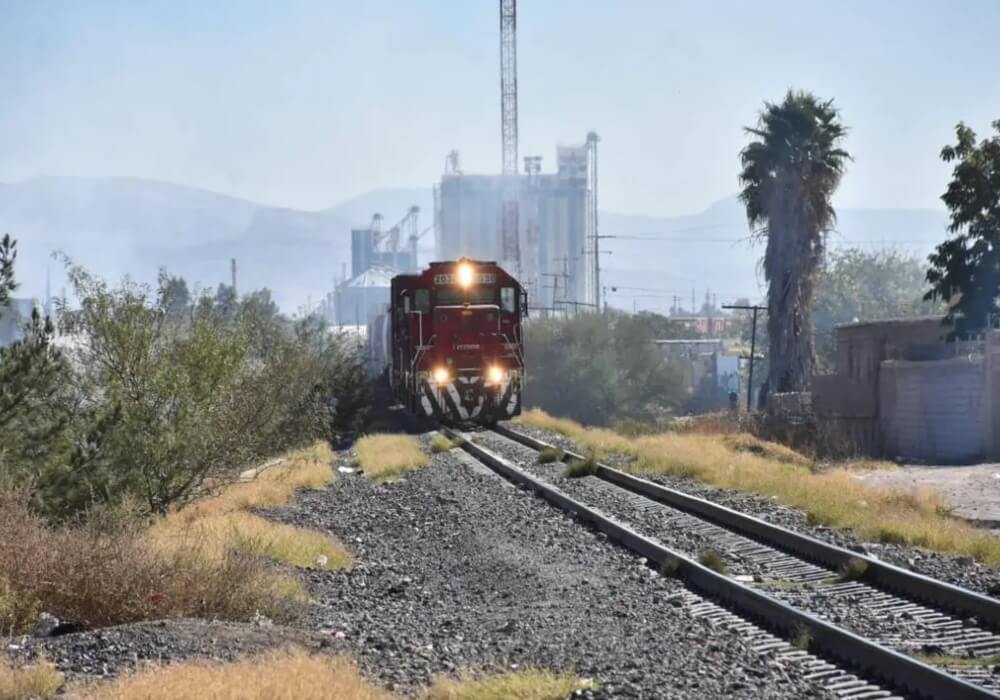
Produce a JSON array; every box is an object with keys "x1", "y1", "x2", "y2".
[{"x1": 879, "y1": 357, "x2": 984, "y2": 463}]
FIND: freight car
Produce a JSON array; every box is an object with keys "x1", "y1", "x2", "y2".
[{"x1": 369, "y1": 258, "x2": 525, "y2": 424}]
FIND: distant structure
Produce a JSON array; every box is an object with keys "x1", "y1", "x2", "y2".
[
  {"x1": 435, "y1": 139, "x2": 597, "y2": 315},
  {"x1": 330, "y1": 207, "x2": 425, "y2": 326}
]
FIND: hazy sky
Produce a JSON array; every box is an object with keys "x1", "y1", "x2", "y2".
[{"x1": 2, "y1": 0, "x2": 999, "y2": 216}]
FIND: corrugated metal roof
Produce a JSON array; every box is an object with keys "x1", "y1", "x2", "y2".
[{"x1": 344, "y1": 265, "x2": 397, "y2": 288}]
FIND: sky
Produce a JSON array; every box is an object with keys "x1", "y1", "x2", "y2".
[{"x1": 2, "y1": 0, "x2": 1000, "y2": 217}]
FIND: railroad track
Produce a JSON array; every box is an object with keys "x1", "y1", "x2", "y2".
[{"x1": 441, "y1": 424, "x2": 1000, "y2": 700}]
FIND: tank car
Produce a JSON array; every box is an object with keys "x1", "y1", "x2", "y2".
[{"x1": 377, "y1": 258, "x2": 525, "y2": 424}]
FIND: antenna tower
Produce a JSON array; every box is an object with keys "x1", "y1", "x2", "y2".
[{"x1": 499, "y1": 0, "x2": 520, "y2": 274}]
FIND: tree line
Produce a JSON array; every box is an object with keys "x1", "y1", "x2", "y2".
[{"x1": 0, "y1": 246, "x2": 371, "y2": 521}]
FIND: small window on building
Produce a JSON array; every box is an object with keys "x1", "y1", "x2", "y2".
[
  {"x1": 501, "y1": 287, "x2": 516, "y2": 313},
  {"x1": 414, "y1": 289, "x2": 430, "y2": 313}
]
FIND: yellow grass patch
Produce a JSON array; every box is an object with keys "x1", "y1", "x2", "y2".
[
  {"x1": 0, "y1": 656, "x2": 63, "y2": 700},
  {"x1": 147, "y1": 442, "x2": 348, "y2": 573},
  {"x1": 69, "y1": 649, "x2": 391, "y2": 700},
  {"x1": 518, "y1": 409, "x2": 1000, "y2": 567},
  {"x1": 425, "y1": 669, "x2": 593, "y2": 700},
  {"x1": 355, "y1": 434, "x2": 429, "y2": 481}
]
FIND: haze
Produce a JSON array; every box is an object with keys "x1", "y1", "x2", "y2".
[{"x1": 3, "y1": 0, "x2": 998, "y2": 215}]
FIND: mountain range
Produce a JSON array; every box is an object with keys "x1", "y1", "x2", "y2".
[{"x1": 3, "y1": 176, "x2": 949, "y2": 314}]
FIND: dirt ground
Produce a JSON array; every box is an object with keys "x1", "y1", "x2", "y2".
[{"x1": 857, "y1": 464, "x2": 1000, "y2": 530}]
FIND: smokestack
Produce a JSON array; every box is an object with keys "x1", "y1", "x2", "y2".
[{"x1": 230, "y1": 258, "x2": 238, "y2": 297}]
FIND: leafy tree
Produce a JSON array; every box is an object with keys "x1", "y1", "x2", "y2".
[
  {"x1": 525, "y1": 311, "x2": 686, "y2": 426},
  {"x1": 0, "y1": 235, "x2": 15, "y2": 310},
  {"x1": 926, "y1": 121, "x2": 1000, "y2": 335},
  {"x1": 158, "y1": 272, "x2": 191, "y2": 320},
  {"x1": 739, "y1": 90, "x2": 851, "y2": 393},
  {"x1": 815, "y1": 249, "x2": 938, "y2": 365}
]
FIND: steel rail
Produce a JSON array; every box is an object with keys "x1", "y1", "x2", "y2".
[
  {"x1": 494, "y1": 423, "x2": 1000, "y2": 629},
  {"x1": 442, "y1": 426, "x2": 999, "y2": 700}
]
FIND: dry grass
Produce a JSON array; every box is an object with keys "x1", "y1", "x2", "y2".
[
  {"x1": 424, "y1": 669, "x2": 593, "y2": 700},
  {"x1": 0, "y1": 489, "x2": 307, "y2": 632},
  {"x1": 518, "y1": 409, "x2": 1000, "y2": 568},
  {"x1": 0, "y1": 656, "x2": 63, "y2": 699},
  {"x1": 68, "y1": 651, "x2": 590, "y2": 700},
  {"x1": 0, "y1": 443, "x2": 344, "y2": 634},
  {"x1": 69, "y1": 649, "x2": 392, "y2": 700},
  {"x1": 147, "y1": 441, "x2": 348, "y2": 572},
  {"x1": 355, "y1": 434, "x2": 429, "y2": 481}
]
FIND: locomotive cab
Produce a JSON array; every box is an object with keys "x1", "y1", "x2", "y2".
[{"x1": 388, "y1": 258, "x2": 525, "y2": 424}]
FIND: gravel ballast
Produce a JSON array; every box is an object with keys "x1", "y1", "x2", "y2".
[
  {"x1": 506, "y1": 421, "x2": 1000, "y2": 596},
  {"x1": 270, "y1": 442, "x2": 834, "y2": 699}
]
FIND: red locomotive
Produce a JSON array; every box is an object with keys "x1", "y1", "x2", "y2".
[{"x1": 373, "y1": 258, "x2": 526, "y2": 424}]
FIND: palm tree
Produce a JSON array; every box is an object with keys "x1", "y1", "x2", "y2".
[{"x1": 739, "y1": 90, "x2": 850, "y2": 396}]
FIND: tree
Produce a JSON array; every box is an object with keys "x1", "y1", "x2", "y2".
[
  {"x1": 739, "y1": 90, "x2": 851, "y2": 394},
  {"x1": 524, "y1": 311, "x2": 686, "y2": 426},
  {"x1": 815, "y1": 249, "x2": 937, "y2": 366},
  {"x1": 926, "y1": 121, "x2": 1000, "y2": 335},
  {"x1": 158, "y1": 272, "x2": 191, "y2": 320},
  {"x1": 0, "y1": 234, "x2": 17, "y2": 311}
]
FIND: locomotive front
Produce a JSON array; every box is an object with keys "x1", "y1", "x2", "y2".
[{"x1": 390, "y1": 258, "x2": 525, "y2": 424}]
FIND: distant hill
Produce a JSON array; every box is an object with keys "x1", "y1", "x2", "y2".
[{"x1": 1, "y1": 176, "x2": 948, "y2": 314}]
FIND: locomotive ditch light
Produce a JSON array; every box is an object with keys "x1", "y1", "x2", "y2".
[
  {"x1": 457, "y1": 262, "x2": 474, "y2": 288},
  {"x1": 433, "y1": 367, "x2": 450, "y2": 384}
]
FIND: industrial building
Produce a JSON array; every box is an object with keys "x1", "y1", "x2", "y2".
[{"x1": 434, "y1": 135, "x2": 599, "y2": 314}]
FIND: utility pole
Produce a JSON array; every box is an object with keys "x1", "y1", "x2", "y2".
[
  {"x1": 230, "y1": 258, "x2": 238, "y2": 297},
  {"x1": 723, "y1": 303, "x2": 765, "y2": 412}
]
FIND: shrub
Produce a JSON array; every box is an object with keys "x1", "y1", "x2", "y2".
[
  {"x1": 69, "y1": 649, "x2": 392, "y2": 700},
  {"x1": 425, "y1": 669, "x2": 594, "y2": 700},
  {"x1": 0, "y1": 656, "x2": 62, "y2": 699},
  {"x1": 0, "y1": 486, "x2": 305, "y2": 633},
  {"x1": 536, "y1": 447, "x2": 564, "y2": 464},
  {"x1": 1, "y1": 261, "x2": 371, "y2": 521},
  {"x1": 562, "y1": 454, "x2": 598, "y2": 479},
  {"x1": 698, "y1": 549, "x2": 728, "y2": 574},
  {"x1": 355, "y1": 435, "x2": 429, "y2": 481},
  {"x1": 429, "y1": 435, "x2": 457, "y2": 453},
  {"x1": 838, "y1": 557, "x2": 869, "y2": 581}
]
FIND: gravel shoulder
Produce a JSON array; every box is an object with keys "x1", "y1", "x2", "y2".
[
  {"x1": 267, "y1": 437, "x2": 831, "y2": 699},
  {"x1": 504, "y1": 421, "x2": 1000, "y2": 596},
  {"x1": 8, "y1": 431, "x2": 842, "y2": 699}
]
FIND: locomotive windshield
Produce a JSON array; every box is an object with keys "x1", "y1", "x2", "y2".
[{"x1": 435, "y1": 286, "x2": 497, "y2": 306}]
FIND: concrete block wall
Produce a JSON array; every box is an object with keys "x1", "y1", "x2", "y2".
[{"x1": 879, "y1": 357, "x2": 984, "y2": 463}]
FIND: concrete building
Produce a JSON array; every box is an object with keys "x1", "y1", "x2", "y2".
[
  {"x1": 436, "y1": 139, "x2": 596, "y2": 313},
  {"x1": 332, "y1": 266, "x2": 394, "y2": 327},
  {"x1": 811, "y1": 316, "x2": 1000, "y2": 463}
]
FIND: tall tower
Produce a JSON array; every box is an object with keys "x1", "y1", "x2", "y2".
[{"x1": 499, "y1": 0, "x2": 520, "y2": 274}]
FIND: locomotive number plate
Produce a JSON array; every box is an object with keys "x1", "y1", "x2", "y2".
[{"x1": 434, "y1": 273, "x2": 496, "y2": 285}]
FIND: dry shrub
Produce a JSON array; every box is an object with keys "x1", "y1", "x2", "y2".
[
  {"x1": 355, "y1": 434, "x2": 428, "y2": 481},
  {"x1": 721, "y1": 434, "x2": 810, "y2": 466},
  {"x1": 149, "y1": 511, "x2": 348, "y2": 571},
  {"x1": 0, "y1": 656, "x2": 63, "y2": 699},
  {"x1": 519, "y1": 409, "x2": 1000, "y2": 567},
  {"x1": 70, "y1": 649, "x2": 392, "y2": 700},
  {"x1": 425, "y1": 669, "x2": 593, "y2": 700},
  {"x1": 147, "y1": 441, "x2": 347, "y2": 572},
  {"x1": 0, "y1": 488, "x2": 305, "y2": 633}
]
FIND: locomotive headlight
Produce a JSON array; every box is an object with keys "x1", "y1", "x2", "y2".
[
  {"x1": 487, "y1": 365, "x2": 505, "y2": 384},
  {"x1": 433, "y1": 367, "x2": 450, "y2": 384},
  {"x1": 457, "y1": 262, "x2": 474, "y2": 288}
]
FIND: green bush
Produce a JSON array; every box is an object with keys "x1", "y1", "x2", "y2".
[{"x1": 0, "y1": 252, "x2": 371, "y2": 520}]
